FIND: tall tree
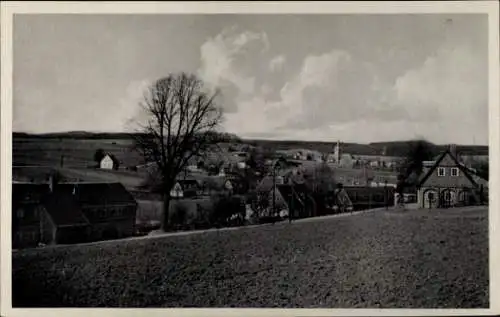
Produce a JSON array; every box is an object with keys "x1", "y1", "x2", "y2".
[
  {"x1": 397, "y1": 139, "x2": 436, "y2": 195},
  {"x1": 93, "y1": 148, "x2": 105, "y2": 163},
  {"x1": 132, "y1": 73, "x2": 223, "y2": 231},
  {"x1": 304, "y1": 162, "x2": 336, "y2": 194},
  {"x1": 403, "y1": 139, "x2": 436, "y2": 180}
]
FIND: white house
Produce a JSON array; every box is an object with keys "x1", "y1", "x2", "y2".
[
  {"x1": 170, "y1": 182, "x2": 184, "y2": 198},
  {"x1": 100, "y1": 154, "x2": 114, "y2": 170}
]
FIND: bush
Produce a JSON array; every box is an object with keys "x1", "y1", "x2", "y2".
[
  {"x1": 169, "y1": 201, "x2": 190, "y2": 229},
  {"x1": 94, "y1": 148, "x2": 105, "y2": 163},
  {"x1": 210, "y1": 194, "x2": 246, "y2": 227}
]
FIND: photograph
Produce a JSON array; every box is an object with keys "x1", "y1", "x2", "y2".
[{"x1": 1, "y1": 1, "x2": 499, "y2": 315}]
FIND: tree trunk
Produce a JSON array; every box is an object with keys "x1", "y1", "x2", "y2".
[{"x1": 161, "y1": 192, "x2": 171, "y2": 231}]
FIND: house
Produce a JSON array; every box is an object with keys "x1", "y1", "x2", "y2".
[
  {"x1": 255, "y1": 180, "x2": 316, "y2": 219},
  {"x1": 204, "y1": 176, "x2": 234, "y2": 195},
  {"x1": 416, "y1": 146, "x2": 487, "y2": 209},
  {"x1": 276, "y1": 184, "x2": 317, "y2": 219},
  {"x1": 12, "y1": 181, "x2": 138, "y2": 248},
  {"x1": 256, "y1": 175, "x2": 285, "y2": 194},
  {"x1": 54, "y1": 182, "x2": 138, "y2": 240},
  {"x1": 100, "y1": 154, "x2": 119, "y2": 170},
  {"x1": 39, "y1": 187, "x2": 91, "y2": 245},
  {"x1": 12, "y1": 183, "x2": 51, "y2": 248},
  {"x1": 170, "y1": 179, "x2": 203, "y2": 198}
]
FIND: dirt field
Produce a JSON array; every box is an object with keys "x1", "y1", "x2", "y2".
[{"x1": 12, "y1": 206, "x2": 489, "y2": 308}]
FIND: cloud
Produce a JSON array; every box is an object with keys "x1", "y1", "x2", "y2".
[
  {"x1": 199, "y1": 26, "x2": 487, "y2": 145},
  {"x1": 121, "y1": 79, "x2": 153, "y2": 131},
  {"x1": 393, "y1": 44, "x2": 487, "y2": 124},
  {"x1": 198, "y1": 26, "x2": 269, "y2": 109},
  {"x1": 269, "y1": 55, "x2": 286, "y2": 72}
]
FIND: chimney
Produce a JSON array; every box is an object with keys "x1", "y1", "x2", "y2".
[
  {"x1": 49, "y1": 175, "x2": 54, "y2": 193},
  {"x1": 449, "y1": 144, "x2": 457, "y2": 157},
  {"x1": 48, "y1": 174, "x2": 56, "y2": 193}
]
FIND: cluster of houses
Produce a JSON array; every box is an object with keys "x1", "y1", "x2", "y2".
[
  {"x1": 12, "y1": 142, "x2": 488, "y2": 249},
  {"x1": 12, "y1": 176, "x2": 138, "y2": 249},
  {"x1": 326, "y1": 141, "x2": 400, "y2": 170},
  {"x1": 167, "y1": 143, "x2": 488, "y2": 218},
  {"x1": 284, "y1": 141, "x2": 400, "y2": 171}
]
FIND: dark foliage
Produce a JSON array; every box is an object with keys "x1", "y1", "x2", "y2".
[{"x1": 93, "y1": 148, "x2": 105, "y2": 163}]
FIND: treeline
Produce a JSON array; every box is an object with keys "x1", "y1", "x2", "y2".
[
  {"x1": 13, "y1": 132, "x2": 488, "y2": 157},
  {"x1": 13, "y1": 131, "x2": 243, "y2": 143},
  {"x1": 245, "y1": 139, "x2": 489, "y2": 157},
  {"x1": 370, "y1": 141, "x2": 489, "y2": 156}
]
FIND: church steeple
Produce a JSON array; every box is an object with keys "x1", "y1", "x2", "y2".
[{"x1": 334, "y1": 140, "x2": 341, "y2": 164}]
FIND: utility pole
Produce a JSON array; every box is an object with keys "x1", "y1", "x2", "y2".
[
  {"x1": 384, "y1": 180, "x2": 388, "y2": 210},
  {"x1": 272, "y1": 163, "x2": 277, "y2": 222}
]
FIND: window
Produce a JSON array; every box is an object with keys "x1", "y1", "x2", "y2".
[
  {"x1": 16, "y1": 208, "x2": 24, "y2": 219},
  {"x1": 437, "y1": 167, "x2": 446, "y2": 177},
  {"x1": 451, "y1": 167, "x2": 459, "y2": 176}
]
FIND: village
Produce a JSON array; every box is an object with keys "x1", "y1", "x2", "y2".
[
  {"x1": 12, "y1": 137, "x2": 489, "y2": 250},
  {"x1": 6, "y1": 7, "x2": 494, "y2": 310}
]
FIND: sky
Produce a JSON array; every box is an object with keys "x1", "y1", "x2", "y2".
[{"x1": 13, "y1": 14, "x2": 488, "y2": 145}]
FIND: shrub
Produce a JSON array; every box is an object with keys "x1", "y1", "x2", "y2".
[
  {"x1": 169, "y1": 201, "x2": 190, "y2": 229},
  {"x1": 94, "y1": 148, "x2": 105, "y2": 163},
  {"x1": 210, "y1": 194, "x2": 246, "y2": 227}
]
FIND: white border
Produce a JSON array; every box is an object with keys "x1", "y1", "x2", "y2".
[{"x1": 1, "y1": 1, "x2": 499, "y2": 317}]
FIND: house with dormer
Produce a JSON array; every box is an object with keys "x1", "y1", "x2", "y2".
[
  {"x1": 416, "y1": 146, "x2": 487, "y2": 209},
  {"x1": 12, "y1": 181, "x2": 138, "y2": 249}
]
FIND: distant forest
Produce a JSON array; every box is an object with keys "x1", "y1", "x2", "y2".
[{"x1": 13, "y1": 132, "x2": 489, "y2": 157}]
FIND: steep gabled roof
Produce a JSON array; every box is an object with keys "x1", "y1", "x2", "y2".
[
  {"x1": 417, "y1": 150, "x2": 478, "y2": 188},
  {"x1": 177, "y1": 179, "x2": 202, "y2": 189},
  {"x1": 42, "y1": 191, "x2": 90, "y2": 227},
  {"x1": 12, "y1": 183, "x2": 51, "y2": 206},
  {"x1": 256, "y1": 175, "x2": 274, "y2": 192},
  {"x1": 55, "y1": 182, "x2": 137, "y2": 206}
]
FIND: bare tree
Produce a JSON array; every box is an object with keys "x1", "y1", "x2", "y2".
[{"x1": 132, "y1": 73, "x2": 223, "y2": 231}]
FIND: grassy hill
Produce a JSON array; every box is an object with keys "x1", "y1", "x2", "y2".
[{"x1": 12, "y1": 206, "x2": 488, "y2": 307}]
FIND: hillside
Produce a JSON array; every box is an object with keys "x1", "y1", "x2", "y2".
[
  {"x1": 13, "y1": 132, "x2": 489, "y2": 169},
  {"x1": 12, "y1": 207, "x2": 488, "y2": 307}
]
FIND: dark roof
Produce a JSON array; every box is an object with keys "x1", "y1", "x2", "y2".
[
  {"x1": 177, "y1": 179, "x2": 201, "y2": 187},
  {"x1": 54, "y1": 182, "x2": 137, "y2": 206},
  {"x1": 12, "y1": 183, "x2": 50, "y2": 206},
  {"x1": 105, "y1": 153, "x2": 120, "y2": 164},
  {"x1": 417, "y1": 149, "x2": 478, "y2": 188},
  {"x1": 276, "y1": 184, "x2": 313, "y2": 211},
  {"x1": 42, "y1": 191, "x2": 90, "y2": 227},
  {"x1": 205, "y1": 176, "x2": 232, "y2": 190},
  {"x1": 256, "y1": 175, "x2": 274, "y2": 192}
]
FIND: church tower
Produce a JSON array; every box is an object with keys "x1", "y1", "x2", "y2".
[{"x1": 334, "y1": 140, "x2": 341, "y2": 165}]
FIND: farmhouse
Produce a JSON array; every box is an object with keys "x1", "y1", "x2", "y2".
[
  {"x1": 170, "y1": 179, "x2": 203, "y2": 198},
  {"x1": 99, "y1": 153, "x2": 119, "y2": 170},
  {"x1": 205, "y1": 176, "x2": 235, "y2": 195},
  {"x1": 12, "y1": 181, "x2": 138, "y2": 249},
  {"x1": 276, "y1": 184, "x2": 317, "y2": 218},
  {"x1": 255, "y1": 176, "x2": 317, "y2": 219},
  {"x1": 12, "y1": 183, "x2": 51, "y2": 248},
  {"x1": 416, "y1": 146, "x2": 488, "y2": 209},
  {"x1": 39, "y1": 188, "x2": 91, "y2": 245},
  {"x1": 49, "y1": 182, "x2": 138, "y2": 241}
]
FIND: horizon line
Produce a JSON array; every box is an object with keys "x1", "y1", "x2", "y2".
[{"x1": 12, "y1": 130, "x2": 489, "y2": 147}]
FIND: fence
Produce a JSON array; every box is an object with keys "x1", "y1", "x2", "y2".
[{"x1": 344, "y1": 186, "x2": 395, "y2": 210}]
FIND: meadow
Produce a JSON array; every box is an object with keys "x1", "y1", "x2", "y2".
[
  {"x1": 13, "y1": 137, "x2": 143, "y2": 168},
  {"x1": 12, "y1": 206, "x2": 488, "y2": 308}
]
